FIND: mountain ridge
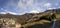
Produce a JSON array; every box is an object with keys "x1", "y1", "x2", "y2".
[{"x1": 0, "y1": 9, "x2": 60, "y2": 28}]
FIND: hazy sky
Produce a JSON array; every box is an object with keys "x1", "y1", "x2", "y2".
[{"x1": 0, "y1": 0, "x2": 60, "y2": 15}]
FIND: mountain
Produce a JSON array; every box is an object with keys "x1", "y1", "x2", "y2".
[
  {"x1": 0, "y1": 8, "x2": 60, "y2": 28},
  {"x1": 22, "y1": 9, "x2": 60, "y2": 28},
  {"x1": 0, "y1": 13, "x2": 37, "y2": 24}
]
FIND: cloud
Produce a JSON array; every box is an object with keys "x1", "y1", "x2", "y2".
[
  {"x1": 44, "y1": 3, "x2": 52, "y2": 7},
  {"x1": 18, "y1": 0, "x2": 34, "y2": 10},
  {"x1": 28, "y1": 9, "x2": 39, "y2": 13},
  {"x1": 48, "y1": 8, "x2": 57, "y2": 10},
  {"x1": 1, "y1": 0, "x2": 51, "y2": 14},
  {"x1": 1, "y1": 0, "x2": 60, "y2": 15},
  {"x1": 2, "y1": 0, "x2": 18, "y2": 12},
  {"x1": 0, "y1": 8, "x2": 18, "y2": 15},
  {"x1": 0, "y1": 11, "x2": 18, "y2": 15},
  {"x1": 1, "y1": 8, "x2": 4, "y2": 10},
  {"x1": 7, "y1": 12, "x2": 17, "y2": 15},
  {"x1": 0, "y1": 12, "x2": 6, "y2": 14},
  {"x1": 17, "y1": 0, "x2": 48, "y2": 13}
]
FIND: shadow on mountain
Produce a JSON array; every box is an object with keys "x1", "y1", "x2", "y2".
[{"x1": 26, "y1": 22, "x2": 53, "y2": 28}]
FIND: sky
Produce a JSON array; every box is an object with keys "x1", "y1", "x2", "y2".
[{"x1": 0, "y1": 0, "x2": 60, "y2": 15}]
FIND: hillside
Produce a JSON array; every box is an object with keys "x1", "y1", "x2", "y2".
[
  {"x1": 0, "y1": 13, "x2": 37, "y2": 24},
  {"x1": 22, "y1": 9, "x2": 60, "y2": 28},
  {"x1": 0, "y1": 8, "x2": 60, "y2": 28}
]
